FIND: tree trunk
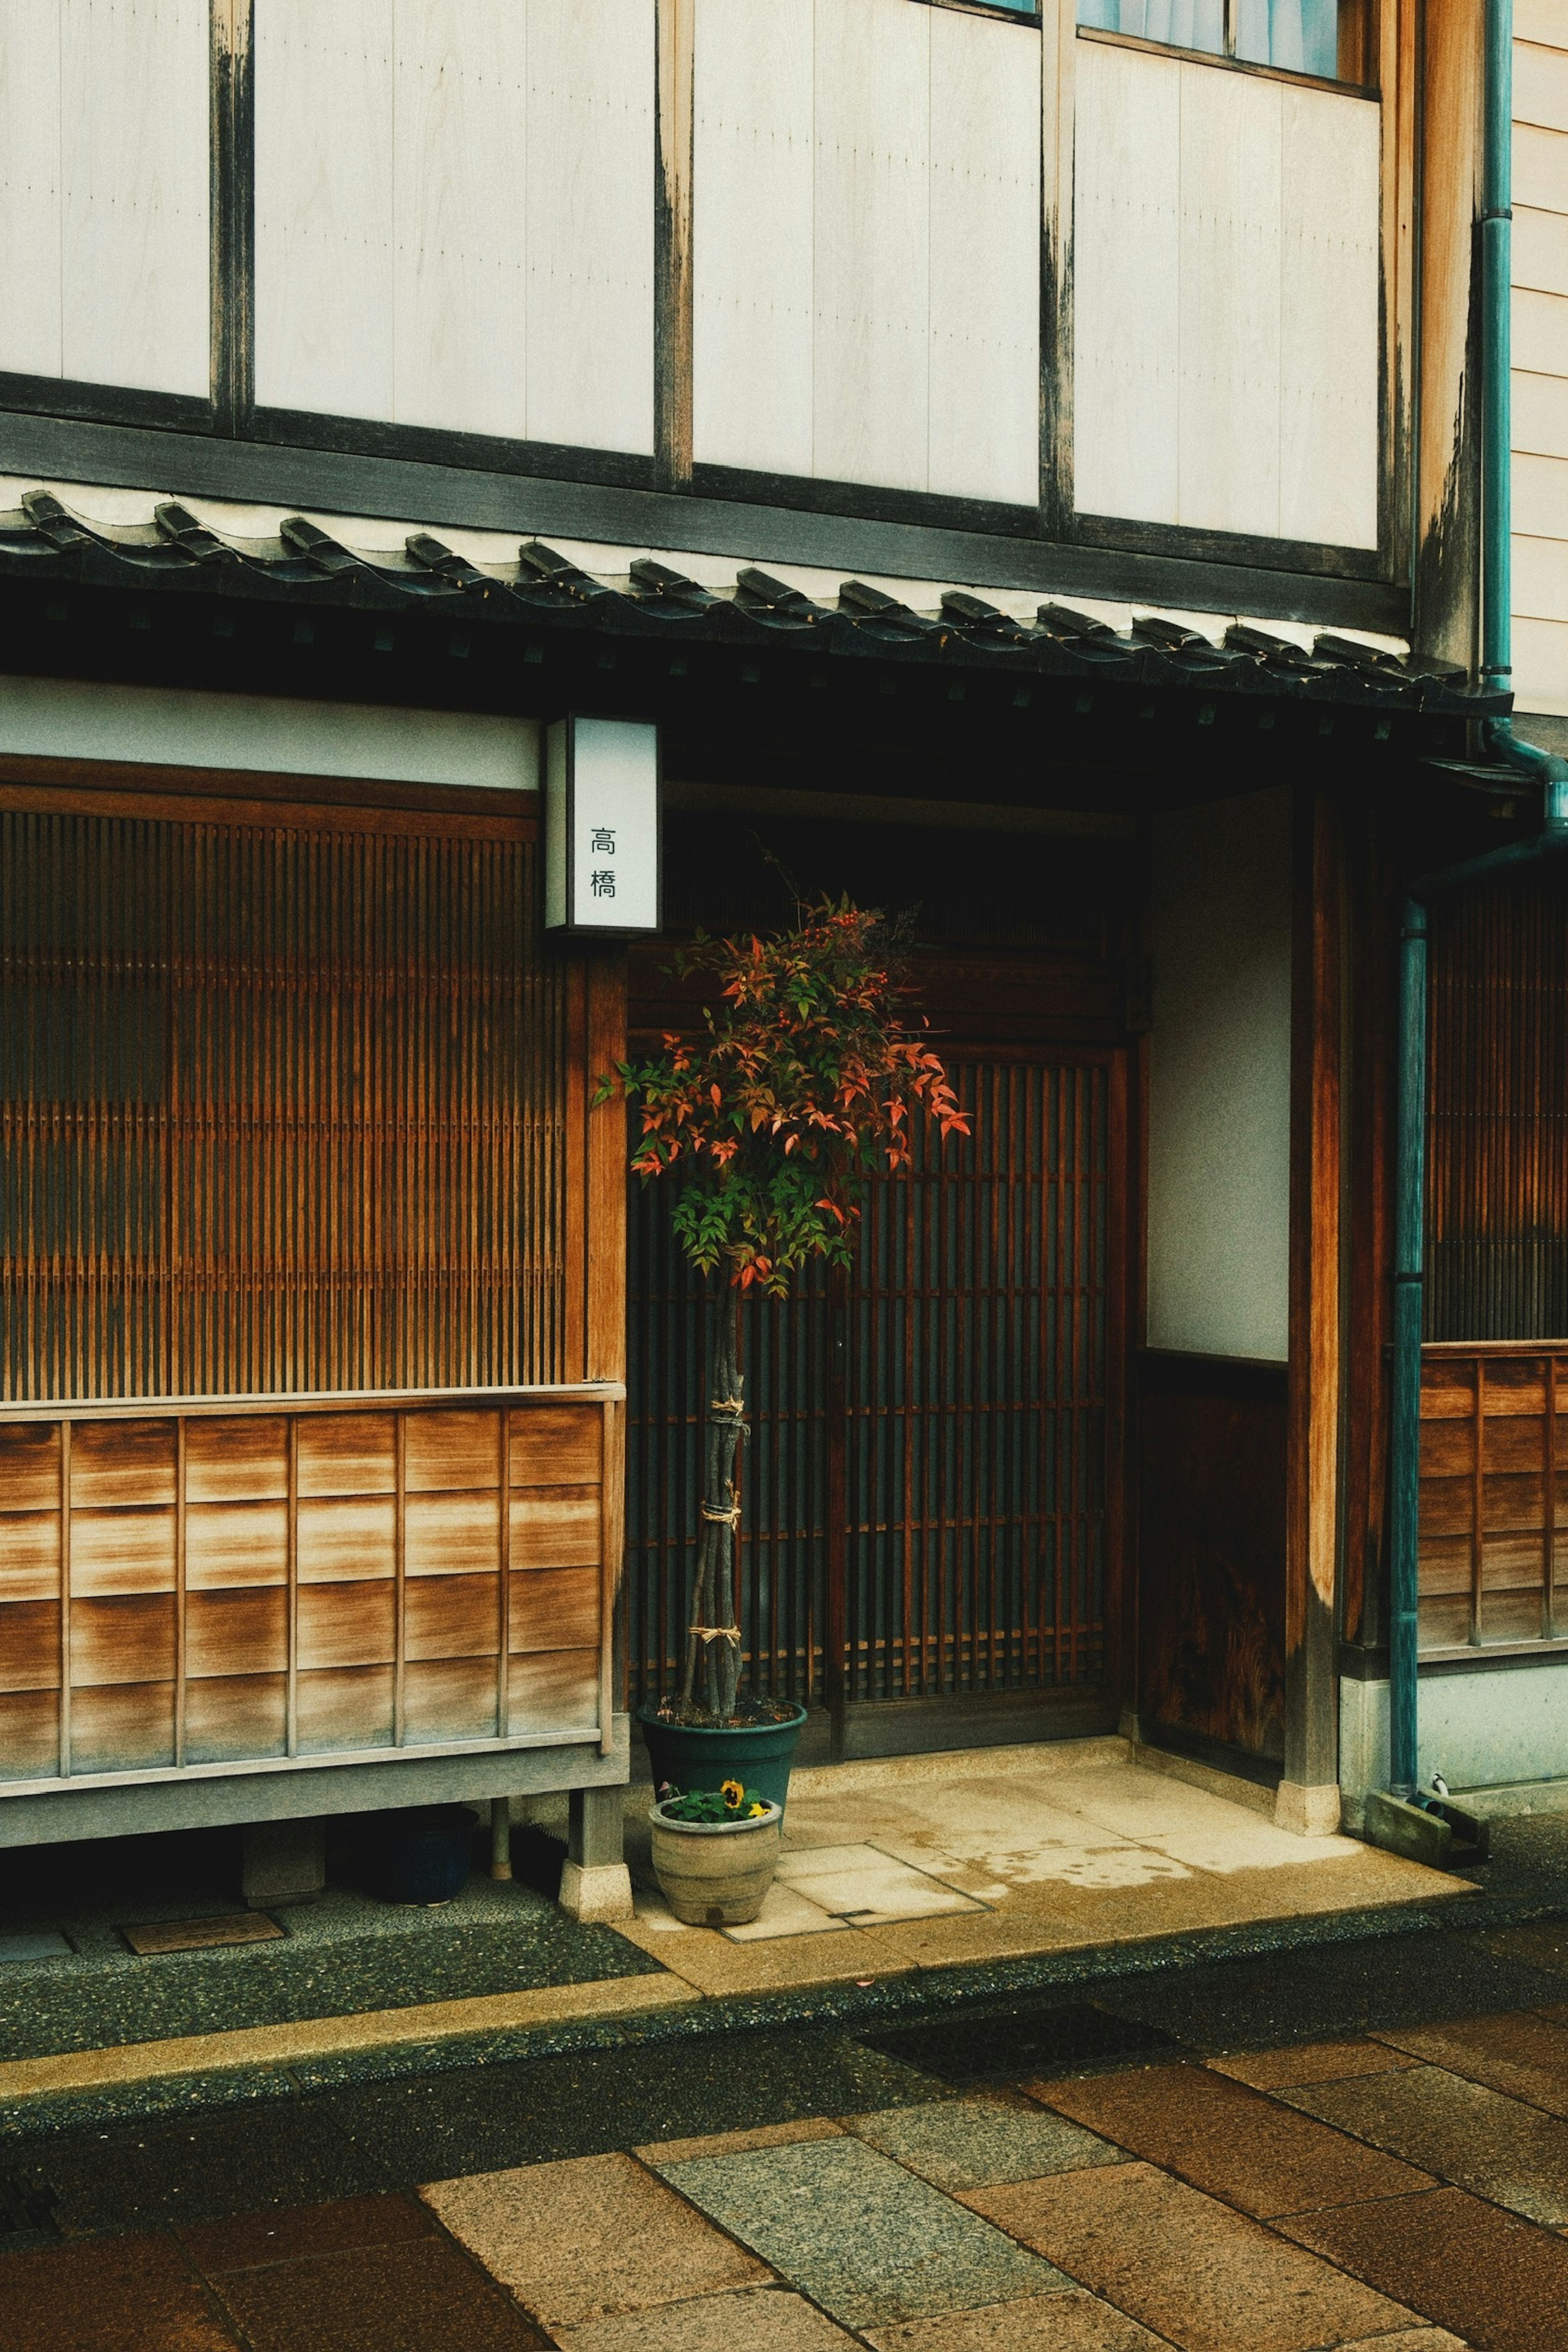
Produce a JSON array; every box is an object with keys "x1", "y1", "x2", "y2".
[{"x1": 679, "y1": 1287, "x2": 745, "y2": 1718}]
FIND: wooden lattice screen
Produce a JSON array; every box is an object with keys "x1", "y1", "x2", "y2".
[
  {"x1": 626, "y1": 1050, "x2": 1115, "y2": 1707},
  {"x1": 0, "y1": 807, "x2": 567, "y2": 1402}
]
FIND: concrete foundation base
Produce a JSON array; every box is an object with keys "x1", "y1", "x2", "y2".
[
  {"x1": 1273, "y1": 1780, "x2": 1342, "y2": 1837},
  {"x1": 557, "y1": 1859, "x2": 635, "y2": 1922},
  {"x1": 241, "y1": 1817, "x2": 325, "y2": 1908},
  {"x1": 559, "y1": 1784, "x2": 633, "y2": 1921}
]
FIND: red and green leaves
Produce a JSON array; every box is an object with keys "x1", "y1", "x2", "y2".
[{"x1": 604, "y1": 900, "x2": 968, "y2": 1295}]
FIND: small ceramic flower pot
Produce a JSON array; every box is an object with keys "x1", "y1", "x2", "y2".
[{"x1": 648, "y1": 1798, "x2": 782, "y2": 1927}]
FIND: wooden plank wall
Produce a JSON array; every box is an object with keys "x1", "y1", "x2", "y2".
[
  {"x1": 1072, "y1": 34, "x2": 1379, "y2": 546},
  {"x1": 1419, "y1": 1348, "x2": 1568, "y2": 1653},
  {"x1": 252, "y1": 0, "x2": 656, "y2": 453},
  {"x1": 690, "y1": 0, "x2": 1040, "y2": 505},
  {"x1": 1514, "y1": 6, "x2": 1568, "y2": 715},
  {"x1": 0, "y1": 1394, "x2": 610, "y2": 1784},
  {"x1": 0, "y1": 0, "x2": 210, "y2": 395}
]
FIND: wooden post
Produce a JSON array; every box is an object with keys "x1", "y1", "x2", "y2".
[
  {"x1": 654, "y1": 0, "x2": 695, "y2": 492},
  {"x1": 1281, "y1": 789, "x2": 1346, "y2": 1834}
]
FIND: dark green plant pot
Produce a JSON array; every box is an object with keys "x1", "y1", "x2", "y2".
[{"x1": 637, "y1": 1701, "x2": 809, "y2": 1816}]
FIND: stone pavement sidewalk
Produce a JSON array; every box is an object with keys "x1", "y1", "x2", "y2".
[{"x1": 12, "y1": 1984, "x2": 1568, "y2": 2350}]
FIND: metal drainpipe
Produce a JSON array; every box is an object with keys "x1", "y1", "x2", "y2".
[{"x1": 1386, "y1": 0, "x2": 1568, "y2": 1799}]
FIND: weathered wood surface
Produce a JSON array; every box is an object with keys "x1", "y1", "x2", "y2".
[
  {"x1": 1419, "y1": 1350, "x2": 1568, "y2": 1653},
  {"x1": 0, "y1": 1393, "x2": 612, "y2": 1784}
]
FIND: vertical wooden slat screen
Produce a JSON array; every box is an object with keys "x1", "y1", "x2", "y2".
[
  {"x1": 1419, "y1": 1347, "x2": 1568, "y2": 1652},
  {"x1": 625, "y1": 1051, "x2": 1113, "y2": 1709},
  {"x1": 845, "y1": 1056, "x2": 1110, "y2": 1702},
  {"x1": 1428, "y1": 870, "x2": 1568, "y2": 1344},
  {"x1": 0, "y1": 808, "x2": 566, "y2": 1400},
  {"x1": 0, "y1": 1394, "x2": 608, "y2": 1784}
]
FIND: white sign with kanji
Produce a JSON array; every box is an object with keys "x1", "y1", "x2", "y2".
[{"x1": 544, "y1": 715, "x2": 660, "y2": 934}]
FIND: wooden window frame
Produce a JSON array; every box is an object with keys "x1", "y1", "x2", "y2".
[{"x1": 1075, "y1": 0, "x2": 1376, "y2": 91}]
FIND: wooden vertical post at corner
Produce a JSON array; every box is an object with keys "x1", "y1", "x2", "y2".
[
  {"x1": 584, "y1": 950, "x2": 629, "y2": 1751},
  {"x1": 655, "y1": 0, "x2": 695, "y2": 492},
  {"x1": 1281, "y1": 789, "x2": 1347, "y2": 1835}
]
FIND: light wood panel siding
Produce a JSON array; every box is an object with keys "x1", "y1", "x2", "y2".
[
  {"x1": 691, "y1": 0, "x2": 1040, "y2": 506},
  {"x1": 0, "y1": 808, "x2": 566, "y2": 1402},
  {"x1": 0, "y1": 0, "x2": 209, "y2": 394},
  {"x1": 1419, "y1": 1350, "x2": 1568, "y2": 1655},
  {"x1": 1072, "y1": 36, "x2": 1379, "y2": 548},
  {"x1": 1515, "y1": 22, "x2": 1568, "y2": 715},
  {"x1": 0, "y1": 1392, "x2": 611, "y2": 1786},
  {"x1": 253, "y1": 0, "x2": 655, "y2": 454}
]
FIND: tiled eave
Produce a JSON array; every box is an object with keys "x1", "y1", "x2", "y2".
[{"x1": 0, "y1": 490, "x2": 1503, "y2": 722}]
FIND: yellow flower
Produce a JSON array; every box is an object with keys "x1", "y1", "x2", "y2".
[
  {"x1": 721, "y1": 1778, "x2": 745, "y2": 1810},
  {"x1": 748, "y1": 1802, "x2": 767, "y2": 1817}
]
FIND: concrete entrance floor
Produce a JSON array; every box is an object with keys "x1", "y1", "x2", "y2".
[{"x1": 616, "y1": 1739, "x2": 1472, "y2": 1995}]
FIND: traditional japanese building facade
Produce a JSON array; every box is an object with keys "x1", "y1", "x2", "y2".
[{"x1": 0, "y1": 0, "x2": 1560, "y2": 1893}]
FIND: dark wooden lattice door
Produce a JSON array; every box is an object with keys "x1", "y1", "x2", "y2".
[{"x1": 626, "y1": 1045, "x2": 1122, "y2": 1717}]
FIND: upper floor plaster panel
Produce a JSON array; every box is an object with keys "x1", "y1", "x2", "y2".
[
  {"x1": 1515, "y1": 0, "x2": 1568, "y2": 717},
  {"x1": 0, "y1": 0, "x2": 1385, "y2": 583}
]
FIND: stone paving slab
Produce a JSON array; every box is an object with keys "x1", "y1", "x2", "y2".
[
  {"x1": 1281, "y1": 2060, "x2": 1568, "y2": 2226},
  {"x1": 1374, "y1": 2005, "x2": 1568, "y2": 2115},
  {"x1": 860, "y1": 2290, "x2": 1173, "y2": 2349},
  {"x1": 964, "y1": 2160, "x2": 1423, "y2": 2352},
  {"x1": 0, "y1": 2234, "x2": 240, "y2": 2352},
  {"x1": 1278, "y1": 2182, "x2": 1568, "y2": 2352},
  {"x1": 550, "y1": 2285, "x2": 856, "y2": 2351},
  {"x1": 1205, "y1": 2037, "x2": 1419, "y2": 2091},
  {"x1": 844, "y1": 2094, "x2": 1125, "y2": 2193},
  {"x1": 1033, "y1": 2058, "x2": 1438, "y2": 2218},
  {"x1": 655, "y1": 2134, "x2": 1069, "y2": 2328},
  {"x1": 422, "y1": 2150, "x2": 771, "y2": 2332},
  {"x1": 205, "y1": 2234, "x2": 551, "y2": 2352}
]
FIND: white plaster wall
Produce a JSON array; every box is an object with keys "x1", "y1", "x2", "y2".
[
  {"x1": 1341, "y1": 1663, "x2": 1568, "y2": 1801},
  {"x1": 1146, "y1": 788, "x2": 1293, "y2": 1363},
  {"x1": 0, "y1": 676, "x2": 541, "y2": 791}
]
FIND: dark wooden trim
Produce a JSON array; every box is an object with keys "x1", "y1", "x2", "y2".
[
  {"x1": 1040, "y1": 4, "x2": 1074, "y2": 539},
  {"x1": 1104, "y1": 1043, "x2": 1133, "y2": 1725},
  {"x1": 1284, "y1": 787, "x2": 1345, "y2": 1795},
  {"x1": 1419, "y1": 1643, "x2": 1568, "y2": 1676},
  {"x1": 1070, "y1": 510, "x2": 1386, "y2": 587},
  {"x1": 0, "y1": 374, "x2": 214, "y2": 435},
  {"x1": 654, "y1": 0, "x2": 695, "y2": 493},
  {"x1": 0, "y1": 411, "x2": 1412, "y2": 632},
  {"x1": 0, "y1": 754, "x2": 538, "y2": 831},
  {"x1": 914, "y1": 0, "x2": 1043, "y2": 24},
  {"x1": 584, "y1": 950, "x2": 629, "y2": 1388},
  {"x1": 563, "y1": 962, "x2": 589, "y2": 1385},
  {"x1": 1137, "y1": 1348, "x2": 1289, "y2": 1399},
  {"x1": 1412, "y1": 2, "x2": 1483, "y2": 668},
  {"x1": 824, "y1": 1266, "x2": 849, "y2": 1751},
  {"x1": 691, "y1": 461, "x2": 1039, "y2": 543},
  {"x1": 251, "y1": 406, "x2": 659, "y2": 494},
  {"x1": 1076, "y1": 22, "x2": 1379, "y2": 101},
  {"x1": 211, "y1": 0, "x2": 255, "y2": 437},
  {"x1": 1139, "y1": 1718, "x2": 1285, "y2": 1788},
  {"x1": 835, "y1": 1685, "x2": 1119, "y2": 1762},
  {"x1": 1340, "y1": 801, "x2": 1394, "y2": 1650}
]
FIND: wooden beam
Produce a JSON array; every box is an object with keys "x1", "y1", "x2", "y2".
[
  {"x1": 1282, "y1": 787, "x2": 1347, "y2": 1828},
  {"x1": 1414, "y1": 0, "x2": 1484, "y2": 668},
  {"x1": 655, "y1": 0, "x2": 696, "y2": 492}
]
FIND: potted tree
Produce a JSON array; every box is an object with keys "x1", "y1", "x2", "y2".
[{"x1": 607, "y1": 898, "x2": 967, "y2": 1913}]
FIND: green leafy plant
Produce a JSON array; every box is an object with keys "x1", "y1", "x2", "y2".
[
  {"x1": 602, "y1": 898, "x2": 967, "y2": 1722},
  {"x1": 657, "y1": 1780, "x2": 771, "y2": 1823}
]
